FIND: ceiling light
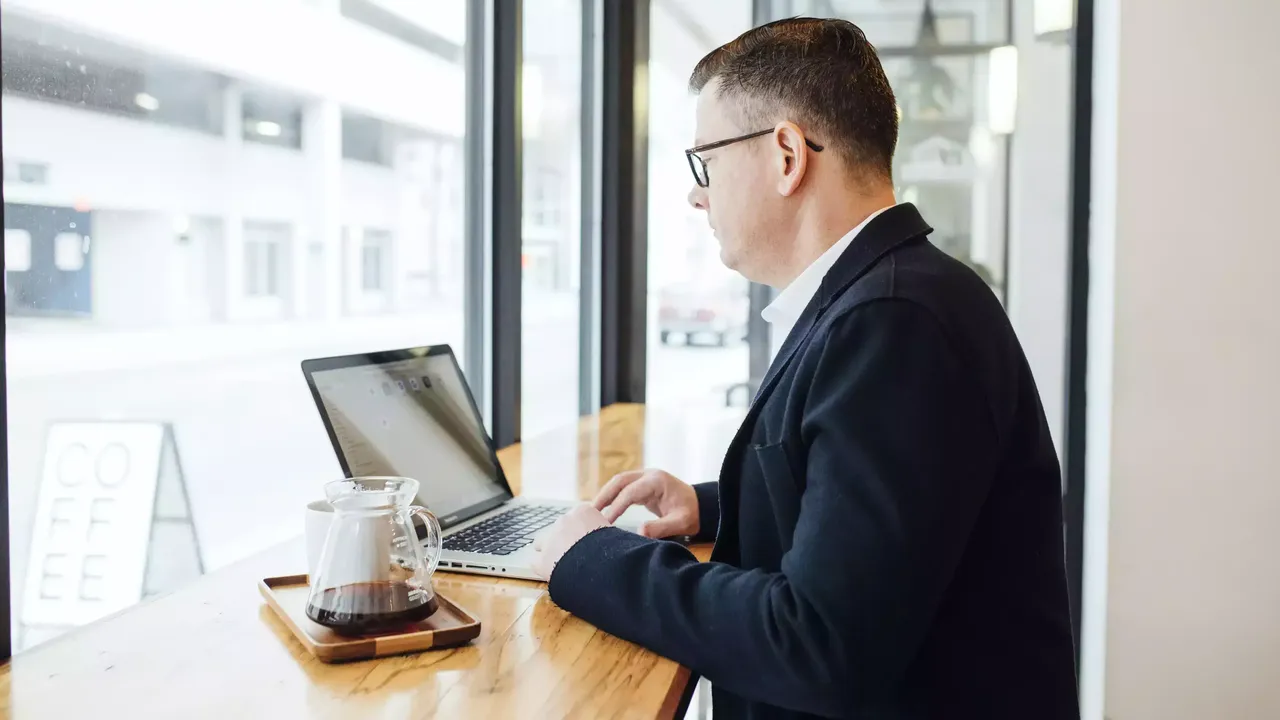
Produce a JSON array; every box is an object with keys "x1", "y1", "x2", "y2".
[
  {"x1": 254, "y1": 120, "x2": 283, "y2": 138},
  {"x1": 134, "y1": 92, "x2": 160, "y2": 111}
]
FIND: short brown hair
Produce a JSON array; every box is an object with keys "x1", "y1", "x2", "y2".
[{"x1": 689, "y1": 17, "x2": 898, "y2": 182}]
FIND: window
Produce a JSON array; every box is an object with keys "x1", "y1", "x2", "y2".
[
  {"x1": 244, "y1": 235, "x2": 282, "y2": 298},
  {"x1": 3, "y1": 204, "x2": 92, "y2": 317},
  {"x1": 789, "y1": 0, "x2": 1013, "y2": 299},
  {"x1": 525, "y1": 168, "x2": 563, "y2": 230},
  {"x1": 5, "y1": 229, "x2": 32, "y2": 272},
  {"x1": 520, "y1": 0, "x2": 584, "y2": 453},
  {"x1": 360, "y1": 230, "x2": 390, "y2": 292},
  {"x1": 646, "y1": 0, "x2": 757, "y2": 412},
  {"x1": 242, "y1": 90, "x2": 304, "y2": 149},
  {"x1": 4, "y1": 161, "x2": 49, "y2": 185},
  {"x1": 342, "y1": 112, "x2": 391, "y2": 166},
  {"x1": 3, "y1": 0, "x2": 472, "y2": 652},
  {"x1": 243, "y1": 221, "x2": 288, "y2": 299},
  {"x1": 52, "y1": 232, "x2": 85, "y2": 272},
  {"x1": 780, "y1": 0, "x2": 1074, "y2": 452}
]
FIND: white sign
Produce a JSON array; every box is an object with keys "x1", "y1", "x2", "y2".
[{"x1": 22, "y1": 423, "x2": 164, "y2": 627}]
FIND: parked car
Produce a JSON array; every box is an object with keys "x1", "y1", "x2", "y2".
[{"x1": 657, "y1": 278, "x2": 749, "y2": 347}]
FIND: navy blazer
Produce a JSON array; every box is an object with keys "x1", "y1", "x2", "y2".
[{"x1": 549, "y1": 204, "x2": 1080, "y2": 719}]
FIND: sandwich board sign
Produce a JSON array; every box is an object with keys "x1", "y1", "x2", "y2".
[{"x1": 20, "y1": 421, "x2": 203, "y2": 648}]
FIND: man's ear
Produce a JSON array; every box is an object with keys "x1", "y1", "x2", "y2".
[{"x1": 772, "y1": 121, "x2": 809, "y2": 197}]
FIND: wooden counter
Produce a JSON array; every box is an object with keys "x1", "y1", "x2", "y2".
[{"x1": 0, "y1": 403, "x2": 732, "y2": 719}]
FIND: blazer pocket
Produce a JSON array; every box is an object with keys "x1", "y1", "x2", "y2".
[{"x1": 751, "y1": 442, "x2": 802, "y2": 549}]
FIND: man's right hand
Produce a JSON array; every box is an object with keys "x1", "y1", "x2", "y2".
[{"x1": 592, "y1": 469, "x2": 699, "y2": 539}]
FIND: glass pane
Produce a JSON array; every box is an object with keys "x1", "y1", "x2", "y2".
[
  {"x1": 638, "y1": 2, "x2": 759, "y2": 501},
  {"x1": 519, "y1": 0, "x2": 583, "y2": 495},
  {"x1": 647, "y1": 1, "x2": 756, "y2": 417},
  {"x1": 3, "y1": 0, "x2": 471, "y2": 651}
]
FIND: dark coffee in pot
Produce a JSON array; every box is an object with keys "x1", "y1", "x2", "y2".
[{"x1": 305, "y1": 581, "x2": 439, "y2": 635}]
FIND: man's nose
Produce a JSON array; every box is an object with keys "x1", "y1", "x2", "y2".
[{"x1": 687, "y1": 185, "x2": 708, "y2": 211}]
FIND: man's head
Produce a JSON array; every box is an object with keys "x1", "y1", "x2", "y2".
[{"x1": 686, "y1": 18, "x2": 898, "y2": 285}]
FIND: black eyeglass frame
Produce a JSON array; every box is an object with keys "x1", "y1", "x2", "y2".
[{"x1": 684, "y1": 129, "x2": 825, "y2": 188}]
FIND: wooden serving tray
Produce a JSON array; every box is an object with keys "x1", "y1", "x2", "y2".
[{"x1": 259, "y1": 574, "x2": 481, "y2": 663}]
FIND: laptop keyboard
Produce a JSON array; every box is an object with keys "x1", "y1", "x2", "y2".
[{"x1": 442, "y1": 504, "x2": 567, "y2": 556}]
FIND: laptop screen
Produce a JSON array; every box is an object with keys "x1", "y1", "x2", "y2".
[{"x1": 306, "y1": 349, "x2": 511, "y2": 527}]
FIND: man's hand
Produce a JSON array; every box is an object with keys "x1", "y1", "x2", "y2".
[
  {"x1": 592, "y1": 469, "x2": 699, "y2": 539},
  {"x1": 531, "y1": 504, "x2": 610, "y2": 581}
]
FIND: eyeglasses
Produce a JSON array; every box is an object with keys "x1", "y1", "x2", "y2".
[{"x1": 685, "y1": 129, "x2": 824, "y2": 188}]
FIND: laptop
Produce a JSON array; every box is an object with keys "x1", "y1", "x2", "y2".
[{"x1": 300, "y1": 344, "x2": 653, "y2": 581}]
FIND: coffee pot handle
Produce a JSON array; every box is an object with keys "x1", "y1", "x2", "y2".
[{"x1": 410, "y1": 506, "x2": 443, "y2": 578}]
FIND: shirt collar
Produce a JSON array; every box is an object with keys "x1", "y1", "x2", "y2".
[{"x1": 761, "y1": 203, "x2": 896, "y2": 333}]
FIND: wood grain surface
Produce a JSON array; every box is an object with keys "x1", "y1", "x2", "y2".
[{"x1": 0, "y1": 403, "x2": 721, "y2": 719}]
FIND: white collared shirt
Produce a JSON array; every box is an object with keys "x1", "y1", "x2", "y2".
[{"x1": 762, "y1": 204, "x2": 896, "y2": 354}]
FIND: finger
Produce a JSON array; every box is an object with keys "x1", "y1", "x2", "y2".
[
  {"x1": 603, "y1": 480, "x2": 650, "y2": 524},
  {"x1": 639, "y1": 511, "x2": 692, "y2": 539},
  {"x1": 532, "y1": 533, "x2": 545, "y2": 552},
  {"x1": 592, "y1": 470, "x2": 643, "y2": 510}
]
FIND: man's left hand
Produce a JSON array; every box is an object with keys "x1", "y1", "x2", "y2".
[{"x1": 531, "y1": 504, "x2": 611, "y2": 581}]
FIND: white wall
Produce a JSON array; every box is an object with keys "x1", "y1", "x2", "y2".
[
  {"x1": 1083, "y1": 1, "x2": 1280, "y2": 718},
  {"x1": 2, "y1": 97, "x2": 423, "y2": 323},
  {"x1": 91, "y1": 211, "x2": 175, "y2": 327},
  {"x1": 3, "y1": 97, "x2": 400, "y2": 226}
]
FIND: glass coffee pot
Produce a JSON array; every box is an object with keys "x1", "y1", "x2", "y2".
[{"x1": 305, "y1": 476, "x2": 442, "y2": 635}]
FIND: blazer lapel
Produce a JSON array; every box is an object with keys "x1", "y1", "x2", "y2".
[
  {"x1": 751, "y1": 203, "x2": 934, "y2": 407},
  {"x1": 712, "y1": 204, "x2": 932, "y2": 558}
]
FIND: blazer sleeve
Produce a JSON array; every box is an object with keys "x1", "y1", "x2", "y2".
[
  {"x1": 547, "y1": 299, "x2": 1000, "y2": 715},
  {"x1": 691, "y1": 482, "x2": 720, "y2": 542}
]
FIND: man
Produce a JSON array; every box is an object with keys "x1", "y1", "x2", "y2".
[{"x1": 531, "y1": 17, "x2": 1079, "y2": 719}]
